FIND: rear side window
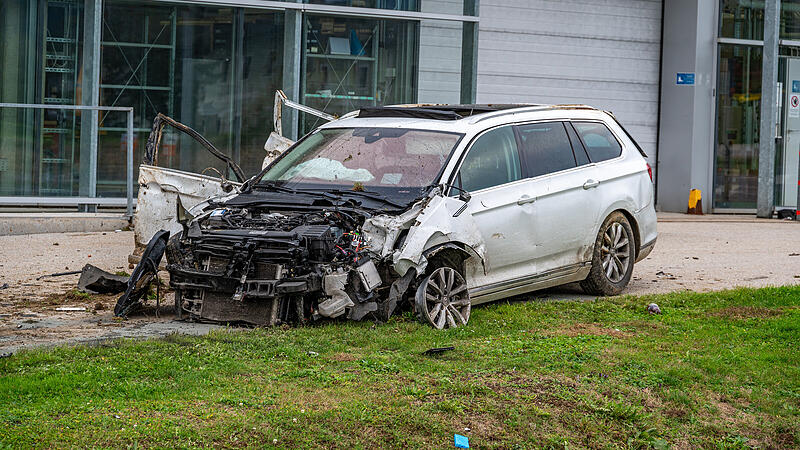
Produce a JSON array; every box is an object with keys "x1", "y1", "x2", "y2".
[
  {"x1": 573, "y1": 122, "x2": 622, "y2": 162},
  {"x1": 457, "y1": 125, "x2": 522, "y2": 192},
  {"x1": 515, "y1": 122, "x2": 576, "y2": 178}
]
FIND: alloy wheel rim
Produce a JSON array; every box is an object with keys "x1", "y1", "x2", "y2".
[
  {"x1": 601, "y1": 222, "x2": 631, "y2": 283},
  {"x1": 418, "y1": 267, "x2": 470, "y2": 329}
]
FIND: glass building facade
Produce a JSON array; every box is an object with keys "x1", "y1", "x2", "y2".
[
  {"x1": 0, "y1": 0, "x2": 473, "y2": 205},
  {"x1": 715, "y1": 0, "x2": 800, "y2": 210}
]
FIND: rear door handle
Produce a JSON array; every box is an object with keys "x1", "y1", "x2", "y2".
[
  {"x1": 583, "y1": 179, "x2": 600, "y2": 190},
  {"x1": 517, "y1": 195, "x2": 536, "y2": 205}
]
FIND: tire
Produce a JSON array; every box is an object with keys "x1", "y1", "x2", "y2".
[
  {"x1": 581, "y1": 212, "x2": 636, "y2": 296},
  {"x1": 415, "y1": 265, "x2": 471, "y2": 329}
]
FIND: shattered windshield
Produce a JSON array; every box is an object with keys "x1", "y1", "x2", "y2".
[{"x1": 258, "y1": 128, "x2": 463, "y2": 190}]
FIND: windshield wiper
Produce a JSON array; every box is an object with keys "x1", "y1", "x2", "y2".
[
  {"x1": 323, "y1": 189, "x2": 406, "y2": 209},
  {"x1": 254, "y1": 181, "x2": 298, "y2": 194}
]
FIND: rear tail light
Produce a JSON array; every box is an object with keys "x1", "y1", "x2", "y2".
[{"x1": 646, "y1": 163, "x2": 653, "y2": 182}]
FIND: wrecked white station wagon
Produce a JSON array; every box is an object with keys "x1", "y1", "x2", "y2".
[{"x1": 147, "y1": 103, "x2": 657, "y2": 329}]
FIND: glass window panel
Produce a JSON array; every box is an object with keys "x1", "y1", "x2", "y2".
[
  {"x1": 573, "y1": 122, "x2": 622, "y2": 163},
  {"x1": 301, "y1": 15, "x2": 418, "y2": 134},
  {"x1": 304, "y1": 0, "x2": 419, "y2": 12},
  {"x1": 720, "y1": 0, "x2": 764, "y2": 41},
  {"x1": 516, "y1": 122, "x2": 577, "y2": 178},
  {"x1": 782, "y1": 0, "x2": 800, "y2": 40},
  {"x1": 458, "y1": 126, "x2": 521, "y2": 192},
  {"x1": 714, "y1": 44, "x2": 762, "y2": 209},
  {"x1": 239, "y1": 11, "x2": 284, "y2": 177},
  {"x1": 100, "y1": 2, "x2": 284, "y2": 186}
]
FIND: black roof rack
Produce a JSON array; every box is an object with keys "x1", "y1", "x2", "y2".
[{"x1": 357, "y1": 104, "x2": 539, "y2": 120}]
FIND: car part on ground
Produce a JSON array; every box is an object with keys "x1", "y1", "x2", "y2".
[
  {"x1": 77, "y1": 264, "x2": 129, "y2": 294},
  {"x1": 115, "y1": 230, "x2": 169, "y2": 317}
]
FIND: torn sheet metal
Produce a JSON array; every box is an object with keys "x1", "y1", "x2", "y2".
[
  {"x1": 133, "y1": 165, "x2": 238, "y2": 250},
  {"x1": 363, "y1": 193, "x2": 486, "y2": 277}
]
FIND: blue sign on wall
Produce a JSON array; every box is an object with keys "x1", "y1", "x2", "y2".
[
  {"x1": 676, "y1": 73, "x2": 695, "y2": 85},
  {"x1": 793, "y1": 80, "x2": 800, "y2": 93}
]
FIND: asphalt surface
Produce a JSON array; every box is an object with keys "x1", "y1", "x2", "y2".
[{"x1": 2, "y1": 216, "x2": 800, "y2": 353}]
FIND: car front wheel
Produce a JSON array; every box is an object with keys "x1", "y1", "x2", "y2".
[
  {"x1": 415, "y1": 266, "x2": 471, "y2": 329},
  {"x1": 581, "y1": 212, "x2": 635, "y2": 296}
]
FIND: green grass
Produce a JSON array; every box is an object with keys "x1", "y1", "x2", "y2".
[{"x1": 1, "y1": 286, "x2": 799, "y2": 448}]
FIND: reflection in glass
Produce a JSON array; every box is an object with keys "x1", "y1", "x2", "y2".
[
  {"x1": 714, "y1": 44, "x2": 762, "y2": 209},
  {"x1": 719, "y1": 0, "x2": 764, "y2": 41},
  {"x1": 98, "y1": 1, "x2": 284, "y2": 196},
  {"x1": 301, "y1": 15, "x2": 418, "y2": 134}
]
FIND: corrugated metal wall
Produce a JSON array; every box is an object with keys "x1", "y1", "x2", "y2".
[
  {"x1": 418, "y1": 0, "x2": 464, "y2": 104},
  {"x1": 476, "y1": 0, "x2": 663, "y2": 166}
]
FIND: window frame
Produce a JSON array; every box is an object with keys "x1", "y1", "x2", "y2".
[
  {"x1": 569, "y1": 120, "x2": 625, "y2": 164},
  {"x1": 446, "y1": 117, "x2": 629, "y2": 194}
]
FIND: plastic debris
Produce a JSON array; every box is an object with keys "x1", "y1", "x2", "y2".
[
  {"x1": 77, "y1": 264, "x2": 129, "y2": 294},
  {"x1": 56, "y1": 307, "x2": 87, "y2": 312},
  {"x1": 647, "y1": 303, "x2": 661, "y2": 315},
  {"x1": 423, "y1": 346, "x2": 455, "y2": 356},
  {"x1": 454, "y1": 434, "x2": 469, "y2": 448}
]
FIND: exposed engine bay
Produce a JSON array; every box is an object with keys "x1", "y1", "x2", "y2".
[{"x1": 167, "y1": 203, "x2": 395, "y2": 325}]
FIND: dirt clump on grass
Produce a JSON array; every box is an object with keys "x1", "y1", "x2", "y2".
[{"x1": 708, "y1": 306, "x2": 783, "y2": 319}]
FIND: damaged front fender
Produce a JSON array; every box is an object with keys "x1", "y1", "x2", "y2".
[{"x1": 362, "y1": 193, "x2": 486, "y2": 277}]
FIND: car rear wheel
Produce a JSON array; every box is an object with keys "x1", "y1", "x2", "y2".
[
  {"x1": 581, "y1": 212, "x2": 635, "y2": 296},
  {"x1": 415, "y1": 266, "x2": 471, "y2": 329}
]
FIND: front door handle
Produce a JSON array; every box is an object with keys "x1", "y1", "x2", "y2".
[
  {"x1": 583, "y1": 179, "x2": 600, "y2": 190},
  {"x1": 517, "y1": 195, "x2": 536, "y2": 205}
]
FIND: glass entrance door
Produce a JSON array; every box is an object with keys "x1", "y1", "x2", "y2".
[{"x1": 776, "y1": 56, "x2": 800, "y2": 209}]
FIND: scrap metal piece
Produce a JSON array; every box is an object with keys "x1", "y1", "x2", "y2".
[
  {"x1": 114, "y1": 230, "x2": 170, "y2": 317},
  {"x1": 35, "y1": 270, "x2": 81, "y2": 281},
  {"x1": 77, "y1": 264, "x2": 129, "y2": 294},
  {"x1": 144, "y1": 113, "x2": 245, "y2": 182}
]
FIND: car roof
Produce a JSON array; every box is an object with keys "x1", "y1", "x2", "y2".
[{"x1": 318, "y1": 103, "x2": 614, "y2": 134}]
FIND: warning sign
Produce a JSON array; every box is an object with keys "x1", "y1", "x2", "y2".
[{"x1": 790, "y1": 94, "x2": 800, "y2": 118}]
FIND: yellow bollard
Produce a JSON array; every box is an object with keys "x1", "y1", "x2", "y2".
[{"x1": 687, "y1": 189, "x2": 703, "y2": 215}]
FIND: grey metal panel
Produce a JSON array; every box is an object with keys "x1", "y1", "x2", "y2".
[
  {"x1": 418, "y1": 10, "x2": 463, "y2": 104},
  {"x1": 476, "y1": 0, "x2": 662, "y2": 171}
]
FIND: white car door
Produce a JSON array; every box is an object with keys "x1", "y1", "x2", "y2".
[
  {"x1": 514, "y1": 121, "x2": 602, "y2": 275},
  {"x1": 452, "y1": 125, "x2": 539, "y2": 290}
]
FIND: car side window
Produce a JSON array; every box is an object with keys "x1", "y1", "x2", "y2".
[
  {"x1": 515, "y1": 122, "x2": 576, "y2": 178},
  {"x1": 457, "y1": 125, "x2": 522, "y2": 192},
  {"x1": 573, "y1": 122, "x2": 622, "y2": 162}
]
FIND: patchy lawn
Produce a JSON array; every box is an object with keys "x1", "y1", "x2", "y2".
[{"x1": 1, "y1": 286, "x2": 798, "y2": 448}]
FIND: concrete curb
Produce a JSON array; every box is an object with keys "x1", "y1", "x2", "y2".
[{"x1": 0, "y1": 213, "x2": 130, "y2": 236}]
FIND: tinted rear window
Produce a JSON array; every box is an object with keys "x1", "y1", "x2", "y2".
[
  {"x1": 515, "y1": 122, "x2": 576, "y2": 178},
  {"x1": 573, "y1": 122, "x2": 622, "y2": 162}
]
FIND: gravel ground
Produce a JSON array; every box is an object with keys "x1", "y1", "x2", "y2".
[{"x1": 2, "y1": 218, "x2": 800, "y2": 353}]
